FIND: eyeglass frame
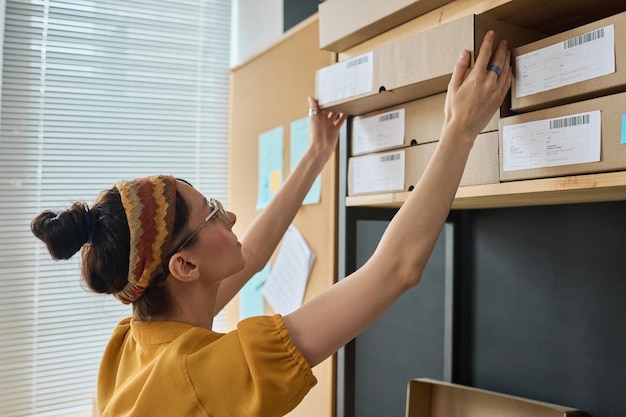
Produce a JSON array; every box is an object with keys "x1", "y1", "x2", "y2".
[{"x1": 173, "y1": 198, "x2": 230, "y2": 253}]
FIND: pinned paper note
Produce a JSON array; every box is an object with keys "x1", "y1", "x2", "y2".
[
  {"x1": 257, "y1": 126, "x2": 284, "y2": 210},
  {"x1": 270, "y1": 170, "x2": 281, "y2": 192},
  {"x1": 262, "y1": 225, "x2": 315, "y2": 315},
  {"x1": 290, "y1": 116, "x2": 321, "y2": 205},
  {"x1": 240, "y1": 263, "x2": 270, "y2": 319}
]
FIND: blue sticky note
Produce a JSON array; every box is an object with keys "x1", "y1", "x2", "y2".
[
  {"x1": 290, "y1": 117, "x2": 321, "y2": 205},
  {"x1": 257, "y1": 127, "x2": 284, "y2": 210},
  {"x1": 621, "y1": 114, "x2": 626, "y2": 144},
  {"x1": 240, "y1": 263, "x2": 270, "y2": 319}
]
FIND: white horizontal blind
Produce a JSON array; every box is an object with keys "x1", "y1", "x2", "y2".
[{"x1": 0, "y1": 1, "x2": 231, "y2": 415}]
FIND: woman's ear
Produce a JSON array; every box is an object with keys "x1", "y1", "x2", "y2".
[{"x1": 168, "y1": 252, "x2": 199, "y2": 282}]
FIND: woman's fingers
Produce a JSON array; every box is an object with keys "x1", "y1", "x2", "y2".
[
  {"x1": 308, "y1": 97, "x2": 346, "y2": 126},
  {"x1": 448, "y1": 48, "x2": 472, "y2": 92},
  {"x1": 442, "y1": 30, "x2": 513, "y2": 137},
  {"x1": 474, "y1": 30, "x2": 497, "y2": 73},
  {"x1": 497, "y1": 49, "x2": 513, "y2": 94}
]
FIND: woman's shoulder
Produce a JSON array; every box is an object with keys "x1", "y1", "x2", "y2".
[{"x1": 186, "y1": 315, "x2": 317, "y2": 416}]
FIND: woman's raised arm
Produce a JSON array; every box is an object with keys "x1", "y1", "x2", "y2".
[
  {"x1": 283, "y1": 30, "x2": 512, "y2": 367},
  {"x1": 214, "y1": 99, "x2": 347, "y2": 314}
]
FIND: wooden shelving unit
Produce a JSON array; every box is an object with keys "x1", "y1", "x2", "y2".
[
  {"x1": 345, "y1": 171, "x2": 626, "y2": 209},
  {"x1": 335, "y1": 1, "x2": 626, "y2": 416}
]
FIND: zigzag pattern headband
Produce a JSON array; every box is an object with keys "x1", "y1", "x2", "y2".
[{"x1": 113, "y1": 175, "x2": 176, "y2": 304}]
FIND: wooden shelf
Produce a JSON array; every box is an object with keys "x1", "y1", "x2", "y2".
[{"x1": 345, "y1": 171, "x2": 626, "y2": 209}]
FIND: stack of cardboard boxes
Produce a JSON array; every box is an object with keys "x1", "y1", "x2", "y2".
[
  {"x1": 317, "y1": 0, "x2": 626, "y2": 198},
  {"x1": 501, "y1": 12, "x2": 626, "y2": 181}
]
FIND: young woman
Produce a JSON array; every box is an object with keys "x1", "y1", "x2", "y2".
[{"x1": 31, "y1": 30, "x2": 511, "y2": 417}]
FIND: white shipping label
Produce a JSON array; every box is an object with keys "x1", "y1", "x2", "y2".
[
  {"x1": 317, "y1": 52, "x2": 374, "y2": 105},
  {"x1": 502, "y1": 110, "x2": 601, "y2": 172},
  {"x1": 516, "y1": 25, "x2": 615, "y2": 98},
  {"x1": 352, "y1": 150, "x2": 405, "y2": 194},
  {"x1": 352, "y1": 108, "x2": 405, "y2": 154}
]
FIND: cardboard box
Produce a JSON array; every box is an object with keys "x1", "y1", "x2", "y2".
[
  {"x1": 317, "y1": 14, "x2": 540, "y2": 116},
  {"x1": 511, "y1": 11, "x2": 626, "y2": 113},
  {"x1": 350, "y1": 94, "x2": 446, "y2": 156},
  {"x1": 348, "y1": 148, "x2": 409, "y2": 196},
  {"x1": 500, "y1": 92, "x2": 626, "y2": 182},
  {"x1": 431, "y1": 131, "x2": 499, "y2": 189},
  {"x1": 347, "y1": 131, "x2": 499, "y2": 195},
  {"x1": 404, "y1": 132, "x2": 500, "y2": 191},
  {"x1": 337, "y1": 0, "x2": 626, "y2": 61},
  {"x1": 350, "y1": 93, "x2": 499, "y2": 156},
  {"x1": 460, "y1": 130, "x2": 500, "y2": 187},
  {"x1": 406, "y1": 379, "x2": 581, "y2": 417},
  {"x1": 318, "y1": 0, "x2": 454, "y2": 53}
]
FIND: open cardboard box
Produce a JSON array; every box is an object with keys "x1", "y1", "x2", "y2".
[{"x1": 406, "y1": 379, "x2": 581, "y2": 417}]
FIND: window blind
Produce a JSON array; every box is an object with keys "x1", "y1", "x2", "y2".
[{"x1": 0, "y1": 1, "x2": 231, "y2": 415}]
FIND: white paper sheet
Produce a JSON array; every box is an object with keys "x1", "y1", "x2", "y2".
[
  {"x1": 317, "y1": 51, "x2": 374, "y2": 105},
  {"x1": 502, "y1": 110, "x2": 601, "y2": 172},
  {"x1": 352, "y1": 108, "x2": 405, "y2": 154},
  {"x1": 262, "y1": 225, "x2": 316, "y2": 315},
  {"x1": 516, "y1": 25, "x2": 615, "y2": 98},
  {"x1": 351, "y1": 149, "x2": 405, "y2": 194}
]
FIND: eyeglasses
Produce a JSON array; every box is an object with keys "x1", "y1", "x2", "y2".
[{"x1": 174, "y1": 198, "x2": 231, "y2": 253}]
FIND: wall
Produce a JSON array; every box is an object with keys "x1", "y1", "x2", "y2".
[
  {"x1": 458, "y1": 201, "x2": 626, "y2": 416},
  {"x1": 230, "y1": 0, "x2": 283, "y2": 67},
  {"x1": 230, "y1": 0, "x2": 318, "y2": 68}
]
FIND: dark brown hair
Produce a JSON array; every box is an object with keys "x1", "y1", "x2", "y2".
[{"x1": 31, "y1": 184, "x2": 191, "y2": 319}]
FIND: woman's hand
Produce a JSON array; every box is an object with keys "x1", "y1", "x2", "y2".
[
  {"x1": 214, "y1": 98, "x2": 345, "y2": 312},
  {"x1": 307, "y1": 97, "x2": 347, "y2": 163},
  {"x1": 443, "y1": 30, "x2": 512, "y2": 144}
]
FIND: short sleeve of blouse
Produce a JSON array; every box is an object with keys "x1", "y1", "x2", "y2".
[{"x1": 185, "y1": 314, "x2": 317, "y2": 417}]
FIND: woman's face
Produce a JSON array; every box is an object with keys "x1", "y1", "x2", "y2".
[{"x1": 175, "y1": 180, "x2": 244, "y2": 282}]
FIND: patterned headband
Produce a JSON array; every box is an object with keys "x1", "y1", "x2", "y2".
[{"x1": 113, "y1": 175, "x2": 177, "y2": 304}]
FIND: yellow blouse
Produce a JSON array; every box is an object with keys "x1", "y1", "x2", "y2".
[{"x1": 97, "y1": 314, "x2": 317, "y2": 416}]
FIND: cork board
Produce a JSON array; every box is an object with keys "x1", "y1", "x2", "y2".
[{"x1": 227, "y1": 14, "x2": 337, "y2": 417}]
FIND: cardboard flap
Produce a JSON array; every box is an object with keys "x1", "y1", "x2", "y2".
[{"x1": 407, "y1": 379, "x2": 581, "y2": 417}]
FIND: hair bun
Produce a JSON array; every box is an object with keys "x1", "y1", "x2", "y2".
[{"x1": 31, "y1": 201, "x2": 92, "y2": 260}]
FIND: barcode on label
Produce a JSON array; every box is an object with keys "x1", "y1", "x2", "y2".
[
  {"x1": 379, "y1": 111, "x2": 400, "y2": 122},
  {"x1": 347, "y1": 55, "x2": 369, "y2": 68},
  {"x1": 379, "y1": 153, "x2": 401, "y2": 163},
  {"x1": 549, "y1": 114, "x2": 590, "y2": 129},
  {"x1": 564, "y1": 28, "x2": 605, "y2": 49}
]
